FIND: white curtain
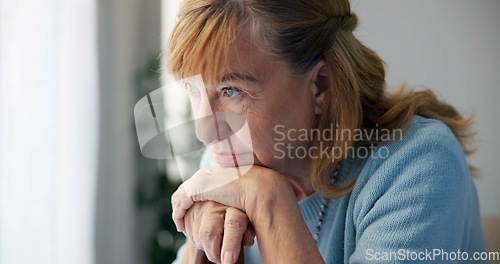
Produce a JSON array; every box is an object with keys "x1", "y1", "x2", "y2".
[{"x1": 0, "y1": 0, "x2": 98, "y2": 263}]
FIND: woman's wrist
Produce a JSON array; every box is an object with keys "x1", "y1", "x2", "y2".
[
  {"x1": 245, "y1": 174, "x2": 324, "y2": 263},
  {"x1": 244, "y1": 170, "x2": 294, "y2": 225},
  {"x1": 256, "y1": 194, "x2": 323, "y2": 263}
]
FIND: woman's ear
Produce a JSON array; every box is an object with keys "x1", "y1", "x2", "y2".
[{"x1": 308, "y1": 60, "x2": 330, "y2": 115}]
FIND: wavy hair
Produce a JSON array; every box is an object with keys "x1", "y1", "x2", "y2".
[{"x1": 166, "y1": 0, "x2": 476, "y2": 198}]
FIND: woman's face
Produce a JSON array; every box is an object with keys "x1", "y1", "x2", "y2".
[{"x1": 186, "y1": 38, "x2": 325, "y2": 176}]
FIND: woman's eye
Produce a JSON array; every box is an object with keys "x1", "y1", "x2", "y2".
[
  {"x1": 184, "y1": 83, "x2": 200, "y2": 95},
  {"x1": 221, "y1": 87, "x2": 242, "y2": 98}
]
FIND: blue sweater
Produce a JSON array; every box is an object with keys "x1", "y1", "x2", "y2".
[{"x1": 175, "y1": 116, "x2": 486, "y2": 263}]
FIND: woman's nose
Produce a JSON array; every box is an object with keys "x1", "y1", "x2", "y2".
[
  {"x1": 194, "y1": 96, "x2": 232, "y2": 145},
  {"x1": 195, "y1": 113, "x2": 233, "y2": 145}
]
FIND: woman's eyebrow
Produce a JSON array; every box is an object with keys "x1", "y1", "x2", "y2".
[{"x1": 220, "y1": 73, "x2": 260, "y2": 84}]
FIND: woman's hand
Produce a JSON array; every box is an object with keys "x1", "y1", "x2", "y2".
[
  {"x1": 172, "y1": 165, "x2": 325, "y2": 263},
  {"x1": 182, "y1": 201, "x2": 255, "y2": 263},
  {"x1": 172, "y1": 166, "x2": 288, "y2": 228}
]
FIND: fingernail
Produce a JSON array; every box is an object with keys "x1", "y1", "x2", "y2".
[{"x1": 223, "y1": 251, "x2": 233, "y2": 264}]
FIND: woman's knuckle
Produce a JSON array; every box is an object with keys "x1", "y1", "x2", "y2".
[
  {"x1": 225, "y1": 218, "x2": 247, "y2": 230},
  {"x1": 199, "y1": 227, "x2": 219, "y2": 242}
]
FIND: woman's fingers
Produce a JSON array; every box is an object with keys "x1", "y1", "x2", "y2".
[
  {"x1": 198, "y1": 202, "x2": 224, "y2": 263},
  {"x1": 172, "y1": 168, "x2": 243, "y2": 232},
  {"x1": 171, "y1": 187, "x2": 195, "y2": 232},
  {"x1": 220, "y1": 207, "x2": 249, "y2": 264},
  {"x1": 172, "y1": 166, "x2": 261, "y2": 234},
  {"x1": 173, "y1": 185, "x2": 253, "y2": 263},
  {"x1": 186, "y1": 167, "x2": 256, "y2": 206},
  {"x1": 183, "y1": 202, "x2": 203, "y2": 249}
]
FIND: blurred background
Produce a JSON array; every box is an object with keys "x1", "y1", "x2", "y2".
[{"x1": 0, "y1": 0, "x2": 498, "y2": 264}]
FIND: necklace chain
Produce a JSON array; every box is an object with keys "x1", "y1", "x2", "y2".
[{"x1": 313, "y1": 167, "x2": 340, "y2": 242}]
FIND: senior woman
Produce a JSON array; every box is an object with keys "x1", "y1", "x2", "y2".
[{"x1": 168, "y1": 0, "x2": 486, "y2": 263}]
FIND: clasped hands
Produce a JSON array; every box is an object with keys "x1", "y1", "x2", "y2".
[
  {"x1": 171, "y1": 165, "x2": 325, "y2": 264},
  {"x1": 172, "y1": 165, "x2": 290, "y2": 263}
]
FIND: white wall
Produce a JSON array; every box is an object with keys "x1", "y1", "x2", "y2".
[{"x1": 351, "y1": 0, "x2": 500, "y2": 216}]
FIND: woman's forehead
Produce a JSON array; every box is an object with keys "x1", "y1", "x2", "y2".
[
  {"x1": 183, "y1": 36, "x2": 276, "y2": 85},
  {"x1": 220, "y1": 41, "x2": 291, "y2": 84}
]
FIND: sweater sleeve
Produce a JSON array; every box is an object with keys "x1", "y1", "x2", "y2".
[{"x1": 347, "y1": 120, "x2": 486, "y2": 263}]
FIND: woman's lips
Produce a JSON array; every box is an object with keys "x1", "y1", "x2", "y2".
[{"x1": 212, "y1": 152, "x2": 253, "y2": 166}]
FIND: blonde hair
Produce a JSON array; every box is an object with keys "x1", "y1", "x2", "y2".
[{"x1": 166, "y1": 0, "x2": 476, "y2": 198}]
